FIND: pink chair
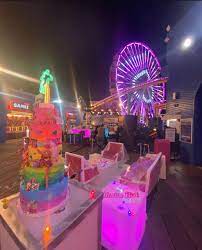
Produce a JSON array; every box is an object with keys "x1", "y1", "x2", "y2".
[
  {"x1": 101, "y1": 142, "x2": 127, "y2": 163},
  {"x1": 65, "y1": 152, "x2": 99, "y2": 183}
]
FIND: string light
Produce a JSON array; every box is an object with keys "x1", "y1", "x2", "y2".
[
  {"x1": 43, "y1": 225, "x2": 52, "y2": 248},
  {"x1": 45, "y1": 226, "x2": 51, "y2": 233}
]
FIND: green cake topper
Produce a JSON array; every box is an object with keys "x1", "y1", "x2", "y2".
[{"x1": 39, "y1": 69, "x2": 53, "y2": 94}]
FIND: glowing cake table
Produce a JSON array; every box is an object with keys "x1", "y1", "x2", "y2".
[
  {"x1": 0, "y1": 182, "x2": 103, "y2": 250},
  {"x1": 101, "y1": 182, "x2": 146, "y2": 250},
  {"x1": 86, "y1": 164, "x2": 146, "y2": 250}
]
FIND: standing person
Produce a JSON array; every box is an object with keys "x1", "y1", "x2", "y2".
[
  {"x1": 117, "y1": 125, "x2": 124, "y2": 142},
  {"x1": 116, "y1": 125, "x2": 120, "y2": 142},
  {"x1": 174, "y1": 130, "x2": 180, "y2": 159},
  {"x1": 94, "y1": 126, "x2": 98, "y2": 138},
  {"x1": 104, "y1": 125, "x2": 109, "y2": 146},
  {"x1": 91, "y1": 126, "x2": 98, "y2": 142},
  {"x1": 96, "y1": 124, "x2": 105, "y2": 148},
  {"x1": 89, "y1": 126, "x2": 97, "y2": 150}
]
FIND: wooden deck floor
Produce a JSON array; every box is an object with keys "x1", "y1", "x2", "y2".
[
  {"x1": 0, "y1": 140, "x2": 202, "y2": 250},
  {"x1": 139, "y1": 163, "x2": 202, "y2": 250}
]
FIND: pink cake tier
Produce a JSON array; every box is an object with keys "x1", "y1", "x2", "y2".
[{"x1": 20, "y1": 103, "x2": 68, "y2": 215}]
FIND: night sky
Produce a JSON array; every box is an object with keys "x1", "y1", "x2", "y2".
[{"x1": 0, "y1": 1, "x2": 193, "y2": 102}]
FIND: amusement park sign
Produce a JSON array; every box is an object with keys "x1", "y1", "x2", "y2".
[{"x1": 8, "y1": 100, "x2": 32, "y2": 112}]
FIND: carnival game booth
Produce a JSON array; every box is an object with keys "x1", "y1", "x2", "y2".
[
  {"x1": 0, "y1": 87, "x2": 35, "y2": 142},
  {"x1": 6, "y1": 98, "x2": 33, "y2": 139}
]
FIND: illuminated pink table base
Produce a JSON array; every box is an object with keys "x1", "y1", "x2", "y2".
[{"x1": 102, "y1": 182, "x2": 146, "y2": 250}]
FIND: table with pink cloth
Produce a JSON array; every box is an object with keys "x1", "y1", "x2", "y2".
[
  {"x1": 154, "y1": 139, "x2": 170, "y2": 165},
  {"x1": 88, "y1": 155, "x2": 147, "y2": 250},
  {"x1": 101, "y1": 181, "x2": 146, "y2": 250},
  {"x1": 88, "y1": 153, "x2": 165, "y2": 250},
  {"x1": 69, "y1": 128, "x2": 91, "y2": 138}
]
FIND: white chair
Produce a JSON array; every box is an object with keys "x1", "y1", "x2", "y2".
[
  {"x1": 120, "y1": 153, "x2": 162, "y2": 196},
  {"x1": 101, "y1": 142, "x2": 128, "y2": 164}
]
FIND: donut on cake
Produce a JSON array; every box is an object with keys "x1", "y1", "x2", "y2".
[{"x1": 19, "y1": 69, "x2": 68, "y2": 215}]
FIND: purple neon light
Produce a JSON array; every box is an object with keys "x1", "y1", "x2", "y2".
[{"x1": 115, "y1": 42, "x2": 165, "y2": 122}]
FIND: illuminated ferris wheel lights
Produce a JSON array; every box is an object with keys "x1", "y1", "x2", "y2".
[
  {"x1": 121, "y1": 63, "x2": 131, "y2": 73},
  {"x1": 117, "y1": 74, "x2": 125, "y2": 78},
  {"x1": 114, "y1": 42, "x2": 164, "y2": 122},
  {"x1": 125, "y1": 58, "x2": 134, "y2": 71},
  {"x1": 118, "y1": 67, "x2": 127, "y2": 74},
  {"x1": 157, "y1": 92, "x2": 164, "y2": 97}
]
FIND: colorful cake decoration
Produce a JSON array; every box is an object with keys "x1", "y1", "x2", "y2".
[{"x1": 19, "y1": 69, "x2": 68, "y2": 215}]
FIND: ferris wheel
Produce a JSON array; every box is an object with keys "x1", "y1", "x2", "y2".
[{"x1": 114, "y1": 42, "x2": 165, "y2": 122}]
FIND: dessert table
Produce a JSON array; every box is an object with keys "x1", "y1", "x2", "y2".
[
  {"x1": 70, "y1": 128, "x2": 91, "y2": 138},
  {"x1": 86, "y1": 161, "x2": 146, "y2": 249},
  {"x1": 101, "y1": 182, "x2": 146, "y2": 250}
]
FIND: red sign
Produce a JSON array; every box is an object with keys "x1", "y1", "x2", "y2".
[{"x1": 7, "y1": 100, "x2": 32, "y2": 112}]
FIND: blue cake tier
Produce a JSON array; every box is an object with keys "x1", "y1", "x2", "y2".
[{"x1": 20, "y1": 177, "x2": 68, "y2": 214}]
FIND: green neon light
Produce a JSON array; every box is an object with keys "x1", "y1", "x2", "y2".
[{"x1": 39, "y1": 69, "x2": 53, "y2": 94}]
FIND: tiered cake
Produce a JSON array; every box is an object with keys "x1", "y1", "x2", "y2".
[{"x1": 20, "y1": 103, "x2": 68, "y2": 215}]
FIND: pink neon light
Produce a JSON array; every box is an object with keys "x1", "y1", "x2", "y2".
[{"x1": 69, "y1": 128, "x2": 91, "y2": 138}]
